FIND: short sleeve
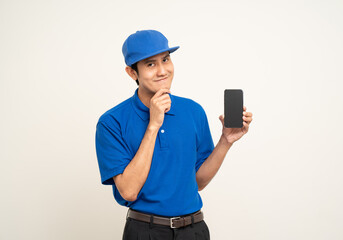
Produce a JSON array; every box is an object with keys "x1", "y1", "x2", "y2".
[
  {"x1": 195, "y1": 108, "x2": 215, "y2": 172},
  {"x1": 95, "y1": 120, "x2": 132, "y2": 185}
]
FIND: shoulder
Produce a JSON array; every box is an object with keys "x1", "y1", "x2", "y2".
[
  {"x1": 172, "y1": 94, "x2": 204, "y2": 111},
  {"x1": 172, "y1": 94, "x2": 206, "y2": 115},
  {"x1": 97, "y1": 96, "x2": 133, "y2": 127}
]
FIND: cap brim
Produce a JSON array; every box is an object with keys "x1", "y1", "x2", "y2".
[{"x1": 129, "y1": 46, "x2": 180, "y2": 66}]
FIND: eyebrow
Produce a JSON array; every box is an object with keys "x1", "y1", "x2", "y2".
[{"x1": 143, "y1": 53, "x2": 170, "y2": 64}]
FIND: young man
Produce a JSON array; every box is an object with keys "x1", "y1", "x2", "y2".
[{"x1": 95, "y1": 30, "x2": 253, "y2": 240}]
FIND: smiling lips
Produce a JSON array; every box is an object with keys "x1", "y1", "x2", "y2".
[{"x1": 155, "y1": 77, "x2": 168, "y2": 82}]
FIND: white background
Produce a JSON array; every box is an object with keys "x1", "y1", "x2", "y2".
[{"x1": 1, "y1": 0, "x2": 343, "y2": 239}]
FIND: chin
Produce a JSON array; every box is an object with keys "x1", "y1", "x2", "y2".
[{"x1": 156, "y1": 82, "x2": 172, "y2": 89}]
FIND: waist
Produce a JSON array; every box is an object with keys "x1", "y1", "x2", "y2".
[{"x1": 126, "y1": 208, "x2": 204, "y2": 229}]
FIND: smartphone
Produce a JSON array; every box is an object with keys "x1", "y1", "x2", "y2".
[{"x1": 224, "y1": 89, "x2": 244, "y2": 128}]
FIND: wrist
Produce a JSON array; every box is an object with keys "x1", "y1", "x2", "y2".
[
  {"x1": 220, "y1": 134, "x2": 234, "y2": 148},
  {"x1": 147, "y1": 123, "x2": 160, "y2": 133}
]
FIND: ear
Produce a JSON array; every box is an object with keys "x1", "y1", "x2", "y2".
[{"x1": 125, "y1": 66, "x2": 138, "y2": 81}]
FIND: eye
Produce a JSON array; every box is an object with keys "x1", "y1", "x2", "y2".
[
  {"x1": 147, "y1": 63, "x2": 155, "y2": 67},
  {"x1": 163, "y1": 57, "x2": 169, "y2": 62}
]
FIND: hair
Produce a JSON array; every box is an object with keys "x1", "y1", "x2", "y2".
[{"x1": 131, "y1": 63, "x2": 139, "y2": 85}]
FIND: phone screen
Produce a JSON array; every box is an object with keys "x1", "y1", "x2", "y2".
[{"x1": 224, "y1": 89, "x2": 244, "y2": 128}]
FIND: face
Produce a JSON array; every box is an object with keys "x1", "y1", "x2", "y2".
[{"x1": 128, "y1": 51, "x2": 174, "y2": 96}]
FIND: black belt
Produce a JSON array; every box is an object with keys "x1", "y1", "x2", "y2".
[{"x1": 126, "y1": 209, "x2": 204, "y2": 229}]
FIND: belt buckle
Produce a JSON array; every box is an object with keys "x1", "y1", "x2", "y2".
[{"x1": 170, "y1": 216, "x2": 181, "y2": 228}]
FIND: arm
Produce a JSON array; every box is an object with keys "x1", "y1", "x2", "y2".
[
  {"x1": 113, "y1": 88, "x2": 171, "y2": 202},
  {"x1": 196, "y1": 106, "x2": 253, "y2": 191},
  {"x1": 113, "y1": 125, "x2": 158, "y2": 201},
  {"x1": 196, "y1": 136, "x2": 232, "y2": 191}
]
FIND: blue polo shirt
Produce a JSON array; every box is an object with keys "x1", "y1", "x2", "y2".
[{"x1": 95, "y1": 88, "x2": 214, "y2": 217}]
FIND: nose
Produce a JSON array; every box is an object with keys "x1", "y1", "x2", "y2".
[{"x1": 156, "y1": 63, "x2": 167, "y2": 76}]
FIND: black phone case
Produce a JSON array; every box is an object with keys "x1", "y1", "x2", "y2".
[{"x1": 224, "y1": 89, "x2": 244, "y2": 128}]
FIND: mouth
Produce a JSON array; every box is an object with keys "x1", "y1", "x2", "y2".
[{"x1": 155, "y1": 77, "x2": 168, "y2": 82}]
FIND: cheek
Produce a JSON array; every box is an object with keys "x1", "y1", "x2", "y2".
[
  {"x1": 169, "y1": 66, "x2": 174, "y2": 72},
  {"x1": 168, "y1": 63, "x2": 174, "y2": 73},
  {"x1": 146, "y1": 71, "x2": 156, "y2": 80},
  {"x1": 140, "y1": 70, "x2": 155, "y2": 80}
]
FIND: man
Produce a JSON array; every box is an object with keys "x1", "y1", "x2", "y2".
[{"x1": 95, "y1": 30, "x2": 253, "y2": 240}]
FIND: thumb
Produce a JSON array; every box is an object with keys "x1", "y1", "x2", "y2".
[{"x1": 219, "y1": 115, "x2": 224, "y2": 125}]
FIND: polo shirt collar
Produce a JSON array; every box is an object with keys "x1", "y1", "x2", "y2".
[{"x1": 132, "y1": 88, "x2": 176, "y2": 121}]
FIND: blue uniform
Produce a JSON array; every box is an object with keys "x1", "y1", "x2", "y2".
[{"x1": 95, "y1": 88, "x2": 214, "y2": 217}]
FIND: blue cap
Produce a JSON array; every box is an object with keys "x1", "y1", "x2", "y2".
[{"x1": 122, "y1": 30, "x2": 179, "y2": 67}]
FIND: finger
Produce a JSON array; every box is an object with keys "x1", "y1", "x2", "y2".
[
  {"x1": 161, "y1": 101, "x2": 171, "y2": 109},
  {"x1": 153, "y1": 88, "x2": 171, "y2": 99},
  {"x1": 161, "y1": 100, "x2": 171, "y2": 106},
  {"x1": 243, "y1": 121, "x2": 249, "y2": 131},
  {"x1": 159, "y1": 99, "x2": 172, "y2": 106},
  {"x1": 151, "y1": 95, "x2": 171, "y2": 107},
  {"x1": 242, "y1": 116, "x2": 253, "y2": 122},
  {"x1": 219, "y1": 115, "x2": 224, "y2": 125},
  {"x1": 243, "y1": 111, "x2": 252, "y2": 117},
  {"x1": 157, "y1": 94, "x2": 171, "y2": 101},
  {"x1": 243, "y1": 106, "x2": 246, "y2": 111}
]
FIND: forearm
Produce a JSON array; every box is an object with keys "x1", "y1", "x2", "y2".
[
  {"x1": 196, "y1": 135, "x2": 233, "y2": 191},
  {"x1": 114, "y1": 124, "x2": 159, "y2": 201}
]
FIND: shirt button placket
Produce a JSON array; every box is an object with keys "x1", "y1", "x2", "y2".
[{"x1": 159, "y1": 128, "x2": 168, "y2": 149}]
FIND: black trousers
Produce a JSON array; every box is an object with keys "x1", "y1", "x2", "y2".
[{"x1": 122, "y1": 215, "x2": 210, "y2": 240}]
